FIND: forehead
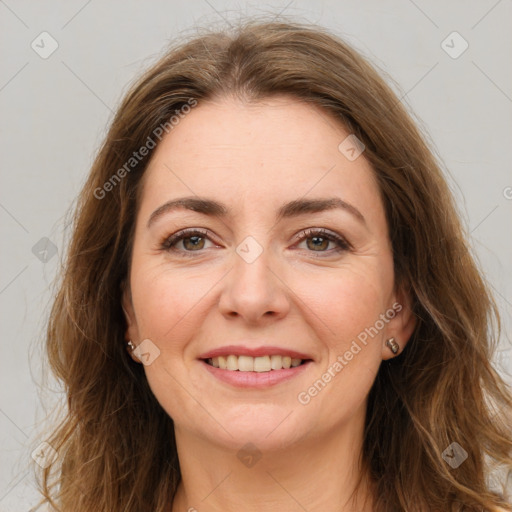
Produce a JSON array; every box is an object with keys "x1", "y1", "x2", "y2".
[{"x1": 139, "y1": 95, "x2": 383, "y2": 223}]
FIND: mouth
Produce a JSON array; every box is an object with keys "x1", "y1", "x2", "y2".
[
  {"x1": 203, "y1": 354, "x2": 310, "y2": 372},
  {"x1": 199, "y1": 353, "x2": 313, "y2": 388}
]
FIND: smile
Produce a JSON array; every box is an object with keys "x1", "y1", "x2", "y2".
[
  {"x1": 201, "y1": 357, "x2": 312, "y2": 388},
  {"x1": 205, "y1": 354, "x2": 305, "y2": 372}
]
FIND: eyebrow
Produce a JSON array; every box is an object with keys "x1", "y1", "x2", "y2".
[{"x1": 147, "y1": 196, "x2": 366, "y2": 228}]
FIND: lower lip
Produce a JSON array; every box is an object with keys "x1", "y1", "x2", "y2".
[{"x1": 200, "y1": 360, "x2": 312, "y2": 388}]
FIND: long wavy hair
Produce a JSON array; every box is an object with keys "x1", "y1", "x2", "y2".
[{"x1": 36, "y1": 19, "x2": 512, "y2": 511}]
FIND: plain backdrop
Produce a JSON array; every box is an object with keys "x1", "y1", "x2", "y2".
[{"x1": 1, "y1": 1, "x2": 511, "y2": 509}]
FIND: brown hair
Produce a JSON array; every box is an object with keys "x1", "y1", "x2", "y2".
[{"x1": 36, "y1": 19, "x2": 512, "y2": 511}]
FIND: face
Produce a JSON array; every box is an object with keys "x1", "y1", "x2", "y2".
[{"x1": 124, "y1": 95, "x2": 415, "y2": 451}]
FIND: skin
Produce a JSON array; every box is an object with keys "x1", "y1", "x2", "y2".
[{"x1": 123, "y1": 95, "x2": 417, "y2": 512}]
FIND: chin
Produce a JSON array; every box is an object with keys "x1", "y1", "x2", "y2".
[
  {"x1": 231, "y1": 409, "x2": 307, "y2": 447},
  {"x1": 188, "y1": 404, "x2": 308, "y2": 451}
]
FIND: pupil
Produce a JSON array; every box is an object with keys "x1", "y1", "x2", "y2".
[
  {"x1": 185, "y1": 236, "x2": 204, "y2": 250},
  {"x1": 308, "y1": 236, "x2": 328, "y2": 251}
]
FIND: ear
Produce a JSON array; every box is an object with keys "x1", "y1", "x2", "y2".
[
  {"x1": 381, "y1": 283, "x2": 417, "y2": 360},
  {"x1": 121, "y1": 280, "x2": 142, "y2": 364}
]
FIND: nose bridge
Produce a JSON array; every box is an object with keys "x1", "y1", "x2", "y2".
[
  {"x1": 218, "y1": 233, "x2": 290, "y2": 322},
  {"x1": 234, "y1": 236, "x2": 272, "y2": 287}
]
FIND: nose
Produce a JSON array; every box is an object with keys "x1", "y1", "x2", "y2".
[{"x1": 218, "y1": 242, "x2": 291, "y2": 325}]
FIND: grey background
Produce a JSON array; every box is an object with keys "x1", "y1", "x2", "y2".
[{"x1": 1, "y1": 1, "x2": 511, "y2": 509}]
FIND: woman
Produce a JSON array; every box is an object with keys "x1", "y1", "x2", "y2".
[{"x1": 37, "y1": 20, "x2": 512, "y2": 511}]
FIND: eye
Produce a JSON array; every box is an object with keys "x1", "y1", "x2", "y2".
[
  {"x1": 161, "y1": 228, "x2": 218, "y2": 254},
  {"x1": 294, "y1": 228, "x2": 351, "y2": 255},
  {"x1": 160, "y1": 227, "x2": 351, "y2": 257}
]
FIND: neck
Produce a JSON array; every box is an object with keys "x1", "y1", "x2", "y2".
[{"x1": 171, "y1": 408, "x2": 374, "y2": 512}]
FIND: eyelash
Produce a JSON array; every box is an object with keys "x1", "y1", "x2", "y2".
[{"x1": 160, "y1": 227, "x2": 351, "y2": 257}]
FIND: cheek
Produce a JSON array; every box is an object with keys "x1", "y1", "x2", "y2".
[
  {"x1": 293, "y1": 260, "x2": 391, "y2": 349},
  {"x1": 290, "y1": 265, "x2": 390, "y2": 430},
  {"x1": 129, "y1": 265, "x2": 212, "y2": 411},
  {"x1": 130, "y1": 266, "x2": 213, "y2": 342}
]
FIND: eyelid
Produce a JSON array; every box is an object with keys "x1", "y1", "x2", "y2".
[
  {"x1": 292, "y1": 227, "x2": 352, "y2": 251},
  {"x1": 160, "y1": 228, "x2": 220, "y2": 251},
  {"x1": 160, "y1": 226, "x2": 352, "y2": 256}
]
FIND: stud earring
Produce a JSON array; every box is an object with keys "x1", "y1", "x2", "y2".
[
  {"x1": 127, "y1": 340, "x2": 135, "y2": 351},
  {"x1": 385, "y1": 337, "x2": 400, "y2": 355}
]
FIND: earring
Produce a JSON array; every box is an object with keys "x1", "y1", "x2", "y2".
[
  {"x1": 127, "y1": 340, "x2": 135, "y2": 351},
  {"x1": 385, "y1": 337, "x2": 400, "y2": 355}
]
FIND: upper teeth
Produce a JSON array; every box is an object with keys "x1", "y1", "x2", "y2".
[{"x1": 208, "y1": 355, "x2": 303, "y2": 372}]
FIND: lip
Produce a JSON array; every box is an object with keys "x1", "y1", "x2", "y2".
[
  {"x1": 201, "y1": 359, "x2": 313, "y2": 388},
  {"x1": 198, "y1": 345, "x2": 313, "y2": 360}
]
